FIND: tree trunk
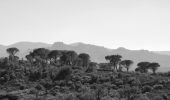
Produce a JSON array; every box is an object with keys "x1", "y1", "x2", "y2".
[
  {"x1": 115, "y1": 65, "x2": 118, "y2": 71},
  {"x1": 153, "y1": 70, "x2": 156, "y2": 74}
]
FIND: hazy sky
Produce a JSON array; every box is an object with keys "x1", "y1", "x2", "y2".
[{"x1": 0, "y1": 0, "x2": 170, "y2": 51}]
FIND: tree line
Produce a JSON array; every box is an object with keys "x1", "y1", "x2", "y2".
[
  {"x1": 105, "y1": 55, "x2": 160, "y2": 74},
  {"x1": 2, "y1": 47, "x2": 160, "y2": 74}
]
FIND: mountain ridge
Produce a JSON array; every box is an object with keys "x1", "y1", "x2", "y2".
[
  {"x1": 154, "y1": 51, "x2": 170, "y2": 56},
  {"x1": 0, "y1": 41, "x2": 169, "y2": 72}
]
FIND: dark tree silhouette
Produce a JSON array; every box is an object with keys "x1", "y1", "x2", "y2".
[
  {"x1": 120, "y1": 60, "x2": 133, "y2": 72},
  {"x1": 6, "y1": 47, "x2": 19, "y2": 61},
  {"x1": 73, "y1": 57, "x2": 83, "y2": 67},
  {"x1": 137, "y1": 62, "x2": 150, "y2": 73},
  {"x1": 86, "y1": 62, "x2": 98, "y2": 72},
  {"x1": 148, "y1": 62, "x2": 160, "y2": 74},
  {"x1": 32, "y1": 48, "x2": 50, "y2": 60},
  {"x1": 105, "y1": 55, "x2": 122, "y2": 71},
  {"x1": 60, "y1": 51, "x2": 68, "y2": 65},
  {"x1": 52, "y1": 66, "x2": 72, "y2": 81},
  {"x1": 48, "y1": 50, "x2": 62, "y2": 64},
  {"x1": 60, "y1": 50, "x2": 78, "y2": 66},
  {"x1": 78, "y1": 53, "x2": 90, "y2": 68},
  {"x1": 26, "y1": 53, "x2": 34, "y2": 63},
  {"x1": 65, "y1": 51, "x2": 78, "y2": 66}
]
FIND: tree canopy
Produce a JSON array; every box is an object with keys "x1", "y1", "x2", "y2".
[
  {"x1": 120, "y1": 60, "x2": 133, "y2": 72},
  {"x1": 105, "y1": 54, "x2": 122, "y2": 71}
]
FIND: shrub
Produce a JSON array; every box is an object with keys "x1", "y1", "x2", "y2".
[
  {"x1": 109, "y1": 89, "x2": 120, "y2": 98},
  {"x1": 29, "y1": 88, "x2": 37, "y2": 94},
  {"x1": 39, "y1": 78, "x2": 53, "y2": 90},
  {"x1": 95, "y1": 85, "x2": 106, "y2": 100},
  {"x1": 146, "y1": 92, "x2": 165, "y2": 100},
  {"x1": 130, "y1": 94, "x2": 150, "y2": 100},
  {"x1": 19, "y1": 84, "x2": 26, "y2": 90},
  {"x1": 153, "y1": 84, "x2": 163, "y2": 90},
  {"x1": 117, "y1": 86, "x2": 141, "y2": 100},
  {"x1": 82, "y1": 76, "x2": 92, "y2": 84},
  {"x1": 65, "y1": 93, "x2": 77, "y2": 100},
  {"x1": 131, "y1": 79, "x2": 141, "y2": 86},
  {"x1": 54, "y1": 66, "x2": 72, "y2": 81},
  {"x1": 101, "y1": 96, "x2": 113, "y2": 100},
  {"x1": 142, "y1": 85, "x2": 152, "y2": 93},
  {"x1": 166, "y1": 71, "x2": 170, "y2": 77},
  {"x1": 28, "y1": 69, "x2": 42, "y2": 81},
  {"x1": 151, "y1": 96, "x2": 164, "y2": 100},
  {"x1": 75, "y1": 81, "x2": 82, "y2": 92},
  {"x1": 88, "y1": 73, "x2": 98, "y2": 84},
  {"x1": 77, "y1": 91, "x2": 95, "y2": 100},
  {"x1": 35, "y1": 84, "x2": 45, "y2": 91},
  {"x1": 136, "y1": 94, "x2": 150, "y2": 100},
  {"x1": 98, "y1": 76, "x2": 110, "y2": 83},
  {"x1": 114, "y1": 79, "x2": 123, "y2": 86},
  {"x1": 1, "y1": 94, "x2": 19, "y2": 100}
]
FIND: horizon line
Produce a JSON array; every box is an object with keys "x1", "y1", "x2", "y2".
[{"x1": 0, "y1": 41, "x2": 169, "y2": 52}]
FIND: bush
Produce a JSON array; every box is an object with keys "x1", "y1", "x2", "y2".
[
  {"x1": 53, "y1": 66, "x2": 72, "y2": 81},
  {"x1": 29, "y1": 88, "x2": 37, "y2": 94},
  {"x1": 98, "y1": 76, "x2": 110, "y2": 83},
  {"x1": 77, "y1": 91, "x2": 95, "y2": 100},
  {"x1": 1, "y1": 94, "x2": 19, "y2": 100},
  {"x1": 117, "y1": 86, "x2": 141, "y2": 99},
  {"x1": 131, "y1": 79, "x2": 141, "y2": 86},
  {"x1": 89, "y1": 73, "x2": 98, "y2": 84},
  {"x1": 19, "y1": 84, "x2": 26, "y2": 90},
  {"x1": 142, "y1": 85, "x2": 152, "y2": 93},
  {"x1": 153, "y1": 84, "x2": 163, "y2": 90},
  {"x1": 136, "y1": 94, "x2": 150, "y2": 100},
  {"x1": 101, "y1": 96, "x2": 113, "y2": 100},
  {"x1": 63, "y1": 93, "x2": 77, "y2": 100},
  {"x1": 109, "y1": 89, "x2": 120, "y2": 98},
  {"x1": 28, "y1": 69, "x2": 42, "y2": 81},
  {"x1": 152, "y1": 96, "x2": 164, "y2": 100},
  {"x1": 35, "y1": 84, "x2": 45, "y2": 91},
  {"x1": 39, "y1": 78, "x2": 53, "y2": 90},
  {"x1": 166, "y1": 71, "x2": 170, "y2": 77},
  {"x1": 114, "y1": 79, "x2": 123, "y2": 86},
  {"x1": 146, "y1": 92, "x2": 165, "y2": 100}
]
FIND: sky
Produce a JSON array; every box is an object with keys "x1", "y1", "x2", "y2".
[{"x1": 0, "y1": 0, "x2": 170, "y2": 51}]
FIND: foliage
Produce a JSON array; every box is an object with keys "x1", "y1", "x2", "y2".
[
  {"x1": 52, "y1": 66, "x2": 72, "y2": 81},
  {"x1": 105, "y1": 54, "x2": 122, "y2": 71},
  {"x1": 136, "y1": 62, "x2": 150, "y2": 73},
  {"x1": 78, "y1": 53, "x2": 90, "y2": 68},
  {"x1": 120, "y1": 60, "x2": 133, "y2": 72},
  {"x1": 0, "y1": 47, "x2": 168, "y2": 100},
  {"x1": 148, "y1": 62, "x2": 160, "y2": 74}
]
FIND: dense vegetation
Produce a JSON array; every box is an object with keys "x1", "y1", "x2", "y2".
[{"x1": 0, "y1": 47, "x2": 170, "y2": 100}]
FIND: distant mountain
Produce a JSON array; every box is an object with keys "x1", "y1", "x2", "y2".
[
  {"x1": 8, "y1": 42, "x2": 51, "y2": 50},
  {"x1": 0, "y1": 42, "x2": 51, "y2": 58},
  {"x1": 50, "y1": 42, "x2": 170, "y2": 72},
  {"x1": 0, "y1": 42, "x2": 170, "y2": 72},
  {"x1": 154, "y1": 51, "x2": 170, "y2": 56}
]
